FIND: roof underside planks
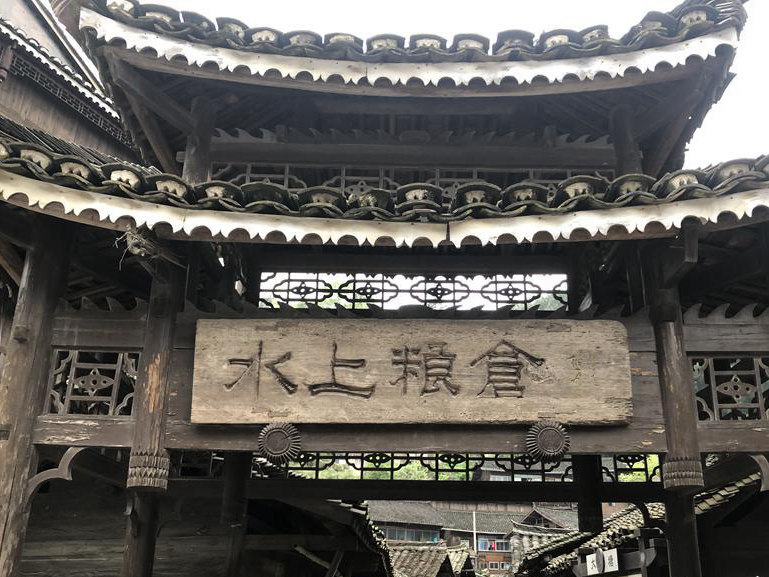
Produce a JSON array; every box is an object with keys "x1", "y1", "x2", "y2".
[{"x1": 75, "y1": 0, "x2": 743, "y2": 177}]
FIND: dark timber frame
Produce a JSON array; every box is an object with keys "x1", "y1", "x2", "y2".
[{"x1": 0, "y1": 3, "x2": 763, "y2": 576}]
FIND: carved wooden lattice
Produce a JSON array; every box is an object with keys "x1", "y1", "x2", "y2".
[
  {"x1": 169, "y1": 451, "x2": 661, "y2": 484},
  {"x1": 259, "y1": 273, "x2": 568, "y2": 311},
  {"x1": 48, "y1": 349, "x2": 140, "y2": 416},
  {"x1": 213, "y1": 162, "x2": 613, "y2": 193},
  {"x1": 692, "y1": 356, "x2": 769, "y2": 421}
]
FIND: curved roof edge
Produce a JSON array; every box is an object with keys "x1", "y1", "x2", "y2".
[
  {"x1": 79, "y1": 7, "x2": 740, "y2": 96},
  {"x1": 0, "y1": 17, "x2": 118, "y2": 118},
  {"x1": 86, "y1": 0, "x2": 746, "y2": 66},
  {"x1": 3, "y1": 168, "x2": 769, "y2": 247}
]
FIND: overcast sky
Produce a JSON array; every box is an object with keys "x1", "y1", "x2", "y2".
[{"x1": 157, "y1": 0, "x2": 766, "y2": 168}]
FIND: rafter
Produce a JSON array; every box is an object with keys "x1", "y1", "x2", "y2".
[{"x1": 111, "y1": 60, "x2": 195, "y2": 134}]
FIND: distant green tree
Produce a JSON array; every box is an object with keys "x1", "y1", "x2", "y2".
[{"x1": 618, "y1": 455, "x2": 660, "y2": 482}]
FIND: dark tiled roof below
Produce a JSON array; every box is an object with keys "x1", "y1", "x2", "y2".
[
  {"x1": 369, "y1": 501, "x2": 527, "y2": 535},
  {"x1": 0, "y1": 137, "x2": 767, "y2": 225},
  {"x1": 516, "y1": 473, "x2": 763, "y2": 577},
  {"x1": 390, "y1": 543, "x2": 457, "y2": 577}
]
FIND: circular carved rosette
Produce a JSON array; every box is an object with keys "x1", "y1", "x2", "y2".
[
  {"x1": 257, "y1": 423, "x2": 302, "y2": 466},
  {"x1": 526, "y1": 420, "x2": 570, "y2": 463}
]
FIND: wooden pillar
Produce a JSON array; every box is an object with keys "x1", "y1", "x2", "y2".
[
  {"x1": 651, "y1": 286, "x2": 703, "y2": 491},
  {"x1": 0, "y1": 286, "x2": 13, "y2": 390},
  {"x1": 0, "y1": 221, "x2": 73, "y2": 577},
  {"x1": 181, "y1": 96, "x2": 214, "y2": 185},
  {"x1": 573, "y1": 455, "x2": 603, "y2": 533},
  {"x1": 122, "y1": 262, "x2": 184, "y2": 577},
  {"x1": 121, "y1": 492, "x2": 160, "y2": 577},
  {"x1": 126, "y1": 262, "x2": 184, "y2": 489},
  {"x1": 646, "y1": 246, "x2": 703, "y2": 577},
  {"x1": 609, "y1": 104, "x2": 642, "y2": 175},
  {"x1": 665, "y1": 493, "x2": 701, "y2": 577},
  {"x1": 221, "y1": 453, "x2": 252, "y2": 577}
]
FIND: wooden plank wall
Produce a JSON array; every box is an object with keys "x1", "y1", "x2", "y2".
[{"x1": 34, "y1": 306, "x2": 769, "y2": 454}]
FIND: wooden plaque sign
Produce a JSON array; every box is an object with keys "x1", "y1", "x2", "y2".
[{"x1": 191, "y1": 319, "x2": 632, "y2": 425}]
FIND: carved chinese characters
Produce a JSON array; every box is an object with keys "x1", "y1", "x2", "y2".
[{"x1": 191, "y1": 319, "x2": 632, "y2": 425}]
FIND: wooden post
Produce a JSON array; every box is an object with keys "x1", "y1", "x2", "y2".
[
  {"x1": 0, "y1": 286, "x2": 13, "y2": 389},
  {"x1": 121, "y1": 493, "x2": 160, "y2": 577},
  {"x1": 573, "y1": 455, "x2": 604, "y2": 533},
  {"x1": 122, "y1": 261, "x2": 184, "y2": 577},
  {"x1": 646, "y1": 244, "x2": 704, "y2": 576},
  {"x1": 221, "y1": 453, "x2": 252, "y2": 577},
  {"x1": 665, "y1": 493, "x2": 702, "y2": 577},
  {"x1": 609, "y1": 104, "x2": 642, "y2": 175},
  {"x1": 181, "y1": 96, "x2": 214, "y2": 185},
  {"x1": 651, "y1": 285, "x2": 703, "y2": 491},
  {"x1": 122, "y1": 94, "x2": 212, "y2": 577},
  {"x1": 126, "y1": 262, "x2": 184, "y2": 490},
  {"x1": 244, "y1": 247, "x2": 262, "y2": 307},
  {"x1": 0, "y1": 221, "x2": 73, "y2": 577}
]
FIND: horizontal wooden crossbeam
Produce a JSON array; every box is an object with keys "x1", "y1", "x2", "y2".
[
  {"x1": 195, "y1": 140, "x2": 614, "y2": 169},
  {"x1": 167, "y1": 478, "x2": 665, "y2": 503},
  {"x1": 32, "y1": 415, "x2": 769, "y2": 455}
]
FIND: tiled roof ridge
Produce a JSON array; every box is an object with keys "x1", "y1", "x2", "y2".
[
  {"x1": 0, "y1": 17, "x2": 118, "y2": 118},
  {"x1": 0, "y1": 137, "x2": 766, "y2": 224},
  {"x1": 90, "y1": 0, "x2": 746, "y2": 64}
]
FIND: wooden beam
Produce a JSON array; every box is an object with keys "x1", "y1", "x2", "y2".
[
  {"x1": 0, "y1": 221, "x2": 73, "y2": 577},
  {"x1": 0, "y1": 289, "x2": 13, "y2": 387},
  {"x1": 120, "y1": 493, "x2": 160, "y2": 577},
  {"x1": 0, "y1": 206, "x2": 33, "y2": 249},
  {"x1": 664, "y1": 493, "x2": 702, "y2": 577},
  {"x1": 702, "y1": 454, "x2": 763, "y2": 492},
  {"x1": 634, "y1": 81, "x2": 699, "y2": 142},
  {"x1": 679, "y1": 245, "x2": 762, "y2": 301},
  {"x1": 0, "y1": 240, "x2": 22, "y2": 286},
  {"x1": 221, "y1": 453, "x2": 251, "y2": 577},
  {"x1": 38, "y1": 446, "x2": 127, "y2": 488},
  {"x1": 112, "y1": 61, "x2": 196, "y2": 134},
  {"x1": 126, "y1": 261, "x2": 185, "y2": 490},
  {"x1": 573, "y1": 455, "x2": 604, "y2": 532},
  {"x1": 167, "y1": 478, "x2": 666, "y2": 503},
  {"x1": 249, "y1": 248, "x2": 568, "y2": 275},
  {"x1": 609, "y1": 104, "x2": 642, "y2": 175},
  {"x1": 641, "y1": 88, "x2": 702, "y2": 177},
  {"x1": 645, "y1": 244, "x2": 703, "y2": 491},
  {"x1": 181, "y1": 96, "x2": 215, "y2": 185},
  {"x1": 294, "y1": 546, "x2": 343, "y2": 577},
  {"x1": 324, "y1": 551, "x2": 344, "y2": 577},
  {"x1": 314, "y1": 96, "x2": 521, "y2": 116},
  {"x1": 245, "y1": 535, "x2": 358, "y2": 551},
  {"x1": 199, "y1": 140, "x2": 614, "y2": 170},
  {"x1": 123, "y1": 91, "x2": 180, "y2": 174}
]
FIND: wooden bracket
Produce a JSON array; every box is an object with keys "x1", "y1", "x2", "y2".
[
  {"x1": 750, "y1": 454, "x2": 769, "y2": 492},
  {"x1": 25, "y1": 446, "x2": 86, "y2": 505},
  {"x1": 120, "y1": 229, "x2": 185, "y2": 278},
  {"x1": 662, "y1": 226, "x2": 699, "y2": 289},
  {"x1": 294, "y1": 546, "x2": 344, "y2": 577},
  {"x1": 111, "y1": 60, "x2": 196, "y2": 134}
]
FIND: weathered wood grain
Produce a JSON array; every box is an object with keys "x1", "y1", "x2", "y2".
[
  {"x1": 0, "y1": 221, "x2": 72, "y2": 577},
  {"x1": 191, "y1": 319, "x2": 632, "y2": 426}
]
